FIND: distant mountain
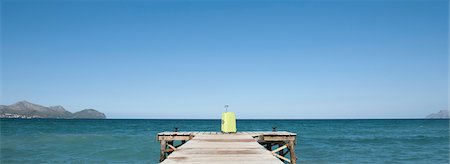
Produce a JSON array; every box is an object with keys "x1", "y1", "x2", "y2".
[
  {"x1": 426, "y1": 110, "x2": 449, "y2": 119},
  {"x1": 73, "y1": 109, "x2": 106, "y2": 119},
  {"x1": 0, "y1": 101, "x2": 106, "y2": 119}
]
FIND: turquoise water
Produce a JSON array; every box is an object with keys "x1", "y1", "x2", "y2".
[{"x1": 1, "y1": 119, "x2": 449, "y2": 163}]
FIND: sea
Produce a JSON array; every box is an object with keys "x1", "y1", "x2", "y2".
[{"x1": 0, "y1": 119, "x2": 449, "y2": 163}]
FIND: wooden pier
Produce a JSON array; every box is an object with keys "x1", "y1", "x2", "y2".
[{"x1": 157, "y1": 131, "x2": 297, "y2": 164}]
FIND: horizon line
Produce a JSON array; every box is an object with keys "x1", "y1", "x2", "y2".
[{"x1": 2, "y1": 118, "x2": 448, "y2": 120}]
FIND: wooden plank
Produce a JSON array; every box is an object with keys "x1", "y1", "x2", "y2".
[
  {"x1": 260, "y1": 136, "x2": 296, "y2": 141},
  {"x1": 161, "y1": 134, "x2": 283, "y2": 164},
  {"x1": 163, "y1": 157, "x2": 283, "y2": 164},
  {"x1": 288, "y1": 140, "x2": 297, "y2": 164},
  {"x1": 167, "y1": 143, "x2": 177, "y2": 151},
  {"x1": 160, "y1": 140, "x2": 166, "y2": 162},
  {"x1": 158, "y1": 131, "x2": 296, "y2": 136},
  {"x1": 157, "y1": 131, "x2": 297, "y2": 163},
  {"x1": 271, "y1": 144, "x2": 287, "y2": 154},
  {"x1": 158, "y1": 136, "x2": 192, "y2": 141},
  {"x1": 272, "y1": 153, "x2": 291, "y2": 163}
]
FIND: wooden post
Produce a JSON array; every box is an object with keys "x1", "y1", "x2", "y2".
[
  {"x1": 160, "y1": 140, "x2": 167, "y2": 162},
  {"x1": 288, "y1": 140, "x2": 296, "y2": 164},
  {"x1": 167, "y1": 143, "x2": 177, "y2": 151}
]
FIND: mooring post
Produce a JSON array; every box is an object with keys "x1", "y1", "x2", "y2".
[
  {"x1": 160, "y1": 140, "x2": 167, "y2": 162},
  {"x1": 288, "y1": 140, "x2": 296, "y2": 164}
]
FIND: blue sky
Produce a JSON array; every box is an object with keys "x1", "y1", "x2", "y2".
[{"x1": 1, "y1": 0, "x2": 448, "y2": 119}]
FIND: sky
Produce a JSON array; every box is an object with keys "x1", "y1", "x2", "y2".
[{"x1": 1, "y1": 0, "x2": 448, "y2": 119}]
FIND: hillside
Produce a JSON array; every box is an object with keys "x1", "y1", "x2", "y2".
[{"x1": 0, "y1": 101, "x2": 106, "y2": 119}]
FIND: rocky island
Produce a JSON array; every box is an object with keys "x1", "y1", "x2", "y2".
[
  {"x1": 0, "y1": 101, "x2": 106, "y2": 119},
  {"x1": 426, "y1": 110, "x2": 449, "y2": 119}
]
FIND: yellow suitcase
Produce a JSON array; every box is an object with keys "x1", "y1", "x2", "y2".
[{"x1": 221, "y1": 112, "x2": 237, "y2": 133}]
